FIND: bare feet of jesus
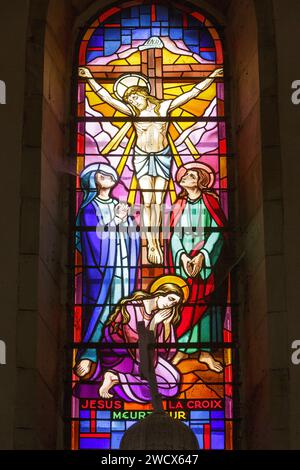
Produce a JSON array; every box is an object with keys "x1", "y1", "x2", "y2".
[
  {"x1": 99, "y1": 371, "x2": 119, "y2": 398},
  {"x1": 156, "y1": 242, "x2": 164, "y2": 264},
  {"x1": 147, "y1": 243, "x2": 162, "y2": 265},
  {"x1": 199, "y1": 351, "x2": 223, "y2": 373},
  {"x1": 75, "y1": 359, "x2": 92, "y2": 378}
]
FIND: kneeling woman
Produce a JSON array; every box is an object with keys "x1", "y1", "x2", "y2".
[{"x1": 99, "y1": 276, "x2": 189, "y2": 403}]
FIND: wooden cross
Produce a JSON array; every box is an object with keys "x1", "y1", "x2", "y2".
[{"x1": 89, "y1": 36, "x2": 216, "y2": 89}]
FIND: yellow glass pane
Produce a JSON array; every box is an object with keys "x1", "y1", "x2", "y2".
[
  {"x1": 109, "y1": 58, "x2": 129, "y2": 65},
  {"x1": 163, "y1": 87, "x2": 181, "y2": 97},
  {"x1": 168, "y1": 124, "x2": 180, "y2": 141},
  {"x1": 175, "y1": 55, "x2": 198, "y2": 64},
  {"x1": 181, "y1": 99, "x2": 210, "y2": 116},
  {"x1": 173, "y1": 122, "x2": 198, "y2": 156},
  {"x1": 128, "y1": 176, "x2": 138, "y2": 206},
  {"x1": 196, "y1": 83, "x2": 216, "y2": 101},
  {"x1": 72, "y1": 349, "x2": 76, "y2": 368},
  {"x1": 181, "y1": 84, "x2": 195, "y2": 93},
  {"x1": 224, "y1": 348, "x2": 232, "y2": 365},
  {"x1": 86, "y1": 91, "x2": 102, "y2": 107},
  {"x1": 175, "y1": 121, "x2": 194, "y2": 130},
  {"x1": 105, "y1": 83, "x2": 114, "y2": 94},
  {"x1": 111, "y1": 121, "x2": 125, "y2": 130},
  {"x1": 180, "y1": 110, "x2": 194, "y2": 117},
  {"x1": 126, "y1": 51, "x2": 141, "y2": 65},
  {"x1": 163, "y1": 83, "x2": 189, "y2": 90},
  {"x1": 167, "y1": 135, "x2": 183, "y2": 167},
  {"x1": 114, "y1": 110, "x2": 129, "y2": 117},
  {"x1": 168, "y1": 178, "x2": 177, "y2": 204},
  {"x1": 162, "y1": 48, "x2": 179, "y2": 64},
  {"x1": 93, "y1": 103, "x2": 115, "y2": 116},
  {"x1": 163, "y1": 93, "x2": 177, "y2": 99},
  {"x1": 76, "y1": 156, "x2": 85, "y2": 174},
  {"x1": 220, "y1": 157, "x2": 227, "y2": 177},
  {"x1": 172, "y1": 108, "x2": 183, "y2": 117}
]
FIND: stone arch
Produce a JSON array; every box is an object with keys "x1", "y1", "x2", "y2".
[{"x1": 9, "y1": 0, "x2": 288, "y2": 450}]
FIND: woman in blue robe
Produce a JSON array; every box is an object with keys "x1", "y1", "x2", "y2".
[{"x1": 74, "y1": 163, "x2": 140, "y2": 380}]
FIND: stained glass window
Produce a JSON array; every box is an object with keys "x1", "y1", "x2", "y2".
[{"x1": 71, "y1": 1, "x2": 234, "y2": 450}]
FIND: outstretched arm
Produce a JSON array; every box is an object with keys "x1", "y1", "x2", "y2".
[
  {"x1": 169, "y1": 68, "x2": 223, "y2": 112},
  {"x1": 79, "y1": 67, "x2": 133, "y2": 116}
]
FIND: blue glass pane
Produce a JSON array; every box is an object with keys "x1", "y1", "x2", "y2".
[
  {"x1": 211, "y1": 431, "x2": 224, "y2": 450},
  {"x1": 105, "y1": 29, "x2": 120, "y2": 40},
  {"x1": 211, "y1": 420, "x2": 225, "y2": 430},
  {"x1": 122, "y1": 36, "x2": 131, "y2": 45},
  {"x1": 189, "y1": 45, "x2": 199, "y2": 54},
  {"x1": 96, "y1": 420, "x2": 111, "y2": 433},
  {"x1": 200, "y1": 31, "x2": 214, "y2": 48},
  {"x1": 87, "y1": 51, "x2": 103, "y2": 62},
  {"x1": 131, "y1": 7, "x2": 139, "y2": 18},
  {"x1": 170, "y1": 28, "x2": 182, "y2": 40},
  {"x1": 169, "y1": 12, "x2": 182, "y2": 27},
  {"x1": 200, "y1": 52, "x2": 216, "y2": 61},
  {"x1": 133, "y1": 29, "x2": 150, "y2": 40},
  {"x1": 104, "y1": 41, "x2": 120, "y2": 56},
  {"x1": 126, "y1": 421, "x2": 137, "y2": 429},
  {"x1": 94, "y1": 27, "x2": 104, "y2": 36},
  {"x1": 105, "y1": 13, "x2": 120, "y2": 24},
  {"x1": 151, "y1": 28, "x2": 160, "y2": 36},
  {"x1": 188, "y1": 16, "x2": 200, "y2": 27},
  {"x1": 191, "y1": 426, "x2": 203, "y2": 449},
  {"x1": 79, "y1": 420, "x2": 90, "y2": 432},
  {"x1": 161, "y1": 28, "x2": 169, "y2": 36},
  {"x1": 88, "y1": 35, "x2": 103, "y2": 48},
  {"x1": 96, "y1": 411, "x2": 111, "y2": 419},
  {"x1": 122, "y1": 18, "x2": 139, "y2": 27},
  {"x1": 122, "y1": 29, "x2": 131, "y2": 36},
  {"x1": 190, "y1": 411, "x2": 210, "y2": 420},
  {"x1": 140, "y1": 15, "x2": 151, "y2": 26},
  {"x1": 184, "y1": 30, "x2": 199, "y2": 46},
  {"x1": 98, "y1": 439, "x2": 110, "y2": 450},
  {"x1": 157, "y1": 6, "x2": 168, "y2": 21},
  {"x1": 211, "y1": 411, "x2": 224, "y2": 419},
  {"x1": 79, "y1": 410, "x2": 90, "y2": 419},
  {"x1": 112, "y1": 421, "x2": 125, "y2": 431},
  {"x1": 111, "y1": 432, "x2": 124, "y2": 449},
  {"x1": 140, "y1": 5, "x2": 151, "y2": 15},
  {"x1": 80, "y1": 438, "x2": 109, "y2": 449}
]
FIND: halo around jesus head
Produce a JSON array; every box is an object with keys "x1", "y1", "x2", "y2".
[
  {"x1": 150, "y1": 275, "x2": 190, "y2": 304},
  {"x1": 114, "y1": 73, "x2": 151, "y2": 100}
]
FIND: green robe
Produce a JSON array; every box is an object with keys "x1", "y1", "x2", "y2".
[{"x1": 171, "y1": 197, "x2": 224, "y2": 354}]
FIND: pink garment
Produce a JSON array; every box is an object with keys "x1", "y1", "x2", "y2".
[{"x1": 102, "y1": 301, "x2": 180, "y2": 403}]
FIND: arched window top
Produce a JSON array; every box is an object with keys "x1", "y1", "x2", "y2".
[{"x1": 79, "y1": 2, "x2": 223, "y2": 66}]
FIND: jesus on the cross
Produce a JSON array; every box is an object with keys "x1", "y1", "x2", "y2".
[{"x1": 79, "y1": 66, "x2": 223, "y2": 264}]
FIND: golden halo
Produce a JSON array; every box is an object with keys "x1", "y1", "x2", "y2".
[
  {"x1": 113, "y1": 73, "x2": 151, "y2": 100},
  {"x1": 150, "y1": 275, "x2": 190, "y2": 304}
]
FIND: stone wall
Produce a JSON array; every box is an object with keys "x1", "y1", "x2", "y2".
[
  {"x1": 273, "y1": 0, "x2": 300, "y2": 449},
  {"x1": 227, "y1": 0, "x2": 272, "y2": 448},
  {"x1": 0, "y1": 0, "x2": 29, "y2": 449}
]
